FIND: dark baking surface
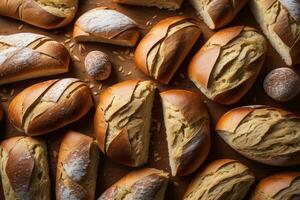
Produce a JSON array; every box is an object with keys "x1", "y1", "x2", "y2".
[{"x1": 0, "y1": 0, "x2": 300, "y2": 199}]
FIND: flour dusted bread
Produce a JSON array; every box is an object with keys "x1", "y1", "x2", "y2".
[
  {"x1": 0, "y1": 0, "x2": 78, "y2": 29},
  {"x1": 135, "y1": 16, "x2": 201, "y2": 84},
  {"x1": 0, "y1": 33, "x2": 70, "y2": 85},
  {"x1": 73, "y1": 7, "x2": 140, "y2": 47},
  {"x1": 251, "y1": 0, "x2": 300, "y2": 65},
  {"x1": 113, "y1": 0, "x2": 183, "y2": 10},
  {"x1": 184, "y1": 159, "x2": 255, "y2": 200},
  {"x1": 0, "y1": 136, "x2": 50, "y2": 200},
  {"x1": 160, "y1": 89, "x2": 210, "y2": 176},
  {"x1": 216, "y1": 105, "x2": 300, "y2": 166},
  {"x1": 94, "y1": 79, "x2": 156, "y2": 167},
  {"x1": 188, "y1": 26, "x2": 267, "y2": 105},
  {"x1": 56, "y1": 131, "x2": 99, "y2": 200},
  {"x1": 98, "y1": 168, "x2": 169, "y2": 200},
  {"x1": 8, "y1": 78, "x2": 94, "y2": 136},
  {"x1": 251, "y1": 172, "x2": 300, "y2": 200},
  {"x1": 189, "y1": 0, "x2": 248, "y2": 29}
]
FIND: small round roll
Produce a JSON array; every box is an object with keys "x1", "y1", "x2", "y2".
[{"x1": 251, "y1": 172, "x2": 300, "y2": 200}]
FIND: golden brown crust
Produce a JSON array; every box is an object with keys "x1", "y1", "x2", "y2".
[{"x1": 113, "y1": 0, "x2": 184, "y2": 10}]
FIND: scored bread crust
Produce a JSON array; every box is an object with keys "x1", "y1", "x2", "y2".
[
  {"x1": 56, "y1": 131, "x2": 99, "y2": 200},
  {"x1": 73, "y1": 7, "x2": 140, "y2": 47},
  {"x1": 113, "y1": 0, "x2": 184, "y2": 10},
  {"x1": 98, "y1": 168, "x2": 169, "y2": 200},
  {"x1": 135, "y1": 16, "x2": 201, "y2": 84},
  {"x1": 0, "y1": 33, "x2": 70, "y2": 85},
  {"x1": 8, "y1": 78, "x2": 94, "y2": 136},
  {"x1": 188, "y1": 26, "x2": 267, "y2": 105},
  {"x1": 160, "y1": 89, "x2": 211, "y2": 176},
  {"x1": 0, "y1": 0, "x2": 78, "y2": 29},
  {"x1": 251, "y1": 172, "x2": 300, "y2": 200},
  {"x1": 216, "y1": 105, "x2": 300, "y2": 166},
  {"x1": 0, "y1": 136, "x2": 50, "y2": 200}
]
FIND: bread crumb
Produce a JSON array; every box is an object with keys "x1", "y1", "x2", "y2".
[
  {"x1": 64, "y1": 33, "x2": 71, "y2": 38},
  {"x1": 10, "y1": 89, "x2": 15, "y2": 97},
  {"x1": 152, "y1": 15, "x2": 157, "y2": 19},
  {"x1": 93, "y1": 91, "x2": 99, "y2": 96},
  {"x1": 64, "y1": 39, "x2": 71, "y2": 44},
  {"x1": 129, "y1": 52, "x2": 134, "y2": 57},
  {"x1": 18, "y1": 24, "x2": 23, "y2": 30},
  {"x1": 118, "y1": 55, "x2": 125, "y2": 61},
  {"x1": 98, "y1": 84, "x2": 102, "y2": 90},
  {"x1": 72, "y1": 55, "x2": 81, "y2": 62},
  {"x1": 118, "y1": 66, "x2": 123, "y2": 72},
  {"x1": 113, "y1": 51, "x2": 119, "y2": 55},
  {"x1": 127, "y1": 71, "x2": 132, "y2": 76},
  {"x1": 89, "y1": 84, "x2": 95, "y2": 89},
  {"x1": 0, "y1": 97, "x2": 8, "y2": 102}
]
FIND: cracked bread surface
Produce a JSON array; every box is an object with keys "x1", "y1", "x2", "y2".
[
  {"x1": 0, "y1": 136, "x2": 50, "y2": 200},
  {"x1": 113, "y1": 0, "x2": 183, "y2": 10},
  {"x1": 184, "y1": 159, "x2": 255, "y2": 200}
]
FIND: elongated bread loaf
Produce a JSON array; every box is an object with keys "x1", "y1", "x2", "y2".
[
  {"x1": 94, "y1": 79, "x2": 156, "y2": 167},
  {"x1": 135, "y1": 16, "x2": 201, "y2": 84},
  {"x1": 0, "y1": 136, "x2": 50, "y2": 200},
  {"x1": 216, "y1": 105, "x2": 300, "y2": 166},
  {"x1": 188, "y1": 26, "x2": 267, "y2": 105},
  {"x1": 98, "y1": 168, "x2": 169, "y2": 200},
  {"x1": 251, "y1": 172, "x2": 300, "y2": 200},
  {"x1": 184, "y1": 159, "x2": 255, "y2": 200},
  {"x1": 189, "y1": 0, "x2": 248, "y2": 29},
  {"x1": 0, "y1": 33, "x2": 70, "y2": 85},
  {"x1": 251, "y1": 0, "x2": 300, "y2": 65},
  {"x1": 8, "y1": 78, "x2": 94, "y2": 136},
  {"x1": 113, "y1": 0, "x2": 183, "y2": 10},
  {"x1": 73, "y1": 7, "x2": 140, "y2": 47},
  {"x1": 0, "y1": 0, "x2": 78, "y2": 29},
  {"x1": 56, "y1": 131, "x2": 99, "y2": 200},
  {"x1": 160, "y1": 89, "x2": 210, "y2": 176}
]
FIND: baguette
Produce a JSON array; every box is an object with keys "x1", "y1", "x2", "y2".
[
  {"x1": 94, "y1": 79, "x2": 156, "y2": 167},
  {"x1": 188, "y1": 26, "x2": 267, "y2": 105},
  {"x1": 73, "y1": 7, "x2": 140, "y2": 47},
  {"x1": 0, "y1": 136, "x2": 50, "y2": 200},
  {"x1": 113, "y1": 0, "x2": 183, "y2": 10},
  {"x1": 160, "y1": 89, "x2": 210, "y2": 176},
  {"x1": 56, "y1": 131, "x2": 99, "y2": 200},
  {"x1": 216, "y1": 105, "x2": 300, "y2": 166},
  {"x1": 189, "y1": 0, "x2": 248, "y2": 29},
  {"x1": 0, "y1": 33, "x2": 70, "y2": 85},
  {"x1": 8, "y1": 78, "x2": 94, "y2": 136},
  {"x1": 251, "y1": 0, "x2": 300, "y2": 65},
  {"x1": 0, "y1": 0, "x2": 78, "y2": 29},
  {"x1": 98, "y1": 168, "x2": 169, "y2": 200},
  {"x1": 251, "y1": 172, "x2": 300, "y2": 200},
  {"x1": 135, "y1": 16, "x2": 201, "y2": 84},
  {"x1": 184, "y1": 159, "x2": 255, "y2": 200}
]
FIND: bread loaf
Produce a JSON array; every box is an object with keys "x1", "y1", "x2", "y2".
[
  {"x1": 56, "y1": 131, "x2": 99, "y2": 200},
  {"x1": 135, "y1": 16, "x2": 201, "y2": 84},
  {"x1": 0, "y1": 136, "x2": 50, "y2": 200},
  {"x1": 113, "y1": 0, "x2": 183, "y2": 10},
  {"x1": 8, "y1": 78, "x2": 94, "y2": 136},
  {"x1": 188, "y1": 26, "x2": 267, "y2": 105},
  {"x1": 251, "y1": 172, "x2": 300, "y2": 200},
  {"x1": 184, "y1": 159, "x2": 255, "y2": 200},
  {"x1": 251, "y1": 0, "x2": 300, "y2": 66},
  {"x1": 189, "y1": 0, "x2": 248, "y2": 29},
  {"x1": 0, "y1": 0, "x2": 78, "y2": 29},
  {"x1": 160, "y1": 89, "x2": 210, "y2": 176},
  {"x1": 216, "y1": 105, "x2": 300, "y2": 166},
  {"x1": 0, "y1": 33, "x2": 70, "y2": 85},
  {"x1": 94, "y1": 79, "x2": 156, "y2": 167},
  {"x1": 98, "y1": 168, "x2": 169, "y2": 200},
  {"x1": 73, "y1": 7, "x2": 140, "y2": 47}
]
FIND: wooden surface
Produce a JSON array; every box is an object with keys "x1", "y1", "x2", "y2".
[{"x1": 0, "y1": 0, "x2": 300, "y2": 199}]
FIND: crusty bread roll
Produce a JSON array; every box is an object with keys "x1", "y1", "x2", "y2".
[
  {"x1": 56, "y1": 131, "x2": 99, "y2": 200},
  {"x1": 251, "y1": 172, "x2": 300, "y2": 200},
  {"x1": 94, "y1": 79, "x2": 156, "y2": 167},
  {"x1": 73, "y1": 7, "x2": 140, "y2": 47},
  {"x1": 160, "y1": 89, "x2": 210, "y2": 176},
  {"x1": 113, "y1": 0, "x2": 183, "y2": 10},
  {"x1": 0, "y1": 33, "x2": 70, "y2": 85},
  {"x1": 189, "y1": 0, "x2": 248, "y2": 29},
  {"x1": 135, "y1": 16, "x2": 201, "y2": 84},
  {"x1": 0, "y1": 136, "x2": 50, "y2": 200},
  {"x1": 0, "y1": 0, "x2": 78, "y2": 29},
  {"x1": 184, "y1": 159, "x2": 255, "y2": 200},
  {"x1": 8, "y1": 78, "x2": 94, "y2": 136},
  {"x1": 216, "y1": 105, "x2": 300, "y2": 166},
  {"x1": 188, "y1": 26, "x2": 267, "y2": 105},
  {"x1": 251, "y1": 0, "x2": 300, "y2": 66},
  {"x1": 98, "y1": 168, "x2": 169, "y2": 200}
]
